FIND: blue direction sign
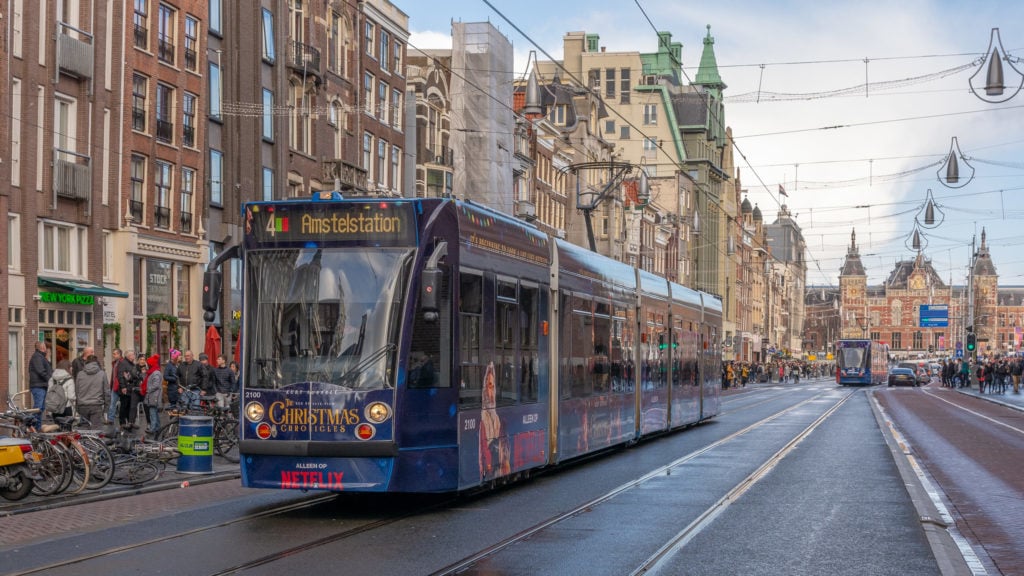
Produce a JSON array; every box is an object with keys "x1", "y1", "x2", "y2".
[
  {"x1": 919, "y1": 304, "x2": 949, "y2": 328},
  {"x1": 956, "y1": 349, "x2": 963, "y2": 359}
]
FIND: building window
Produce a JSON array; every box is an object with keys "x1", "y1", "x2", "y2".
[
  {"x1": 605, "y1": 120, "x2": 615, "y2": 134},
  {"x1": 365, "y1": 21, "x2": 374, "y2": 58},
  {"x1": 605, "y1": 68, "x2": 615, "y2": 98},
  {"x1": 132, "y1": 74, "x2": 148, "y2": 132},
  {"x1": 155, "y1": 83, "x2": 174, "y2": 143},
  {"x1": 262, "y1": 167, "x2": 273, "y2": 201},
  {"x1": 8, "y1": 214, "x2": 21, "y2": 272},
  {"x1": 363, "y1": 132, "x2": 372, "y2": 174},
  {"x1": 393, "y1": 40, "x2": 403, "y2": 74},
  {"x1": 331, "y1": 101, "x2": 342, "y2": 157},
  {"x1": 11, "y1": 78, "x2": 21, "y2": 187},
  {"x1": 134, "y1": 0, "x2": 149, "y2": 49},
  {"x1": 210, "y1": 149, "x2": 223, "y2": 205},
  {"x1": 378, "y1": 81, "x2": 388, "y2": 121},
  {"x1": 54, "y1": 96, "x2": 77, "y2": 158},
  {"x1": 328, "y1": 11, "x2": 342, "y2": 74},
  {"x1": 182, "y1": 92, "x2": 196, "y2": 147},
  {"x1": 184, "y1": 16, "x2": 198, "y2": 71},
  {"x1": 180, "y1": 167, "x2": 194, "y2": 233},
  {"x1": 262, "y1": 89, "x2": 274, "y2": 141},
  {"x1": 379, "y1": 30, "x2": 390, "y2": 72},
  {"x1": 261, "y1": 8, "x2": 275, "y2": 62},
  {"x1": 377, "y1": 139, "x2": 387, "y2": 188},
  {"x1": 643, "y1": 103, "x2": 657, "y2": 125},
  {"x1": 154, "y1": 161, "x2": 172, "y2": 228},
  {"x1": 391, "y1": 145, "x2": 401, "y2": 192},
  {"x1": 289, "y1": 82, "x2": 310, "y2": 153},
  {"x1": 157, "y1": 4, "x2": 176, "y2": 65},
  {"x1": 363, "y1": 72, "x2": 373, "y2": 115},
  {"x1": 619, "y1": 126, "x2": 630, "y2": 139},
  {"x1": 209, "y1": 62, "x2": 222, "y2": 120},
  {"x1": 620, "y1": 68, "x2": 631, "y2": 103},
  {"x1": 643, "y1": 137, "x2": 657, "y2": 157},
  {"x1": 391, "y1": 89, "x2": 403, "y2": 130},
  {"x1": 892, "y1": 332, "x2": 902, "y2": 350},
  {"x1": 40, "y1": 222, "x2": 87, "y2": 275},
  {"x1": 209, "y1": 0, "x2": 221, "y2": 34},
  {"x1": 130, "y1": 155, "x2": 146, "y2": 222},
  {"x1": 548, "y1": 104, "x2": 566, "y2": 125}
]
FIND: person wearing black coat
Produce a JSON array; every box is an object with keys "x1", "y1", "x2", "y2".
[{"x1": 28, "y1": 341, "x2": 53, "y2": 428}]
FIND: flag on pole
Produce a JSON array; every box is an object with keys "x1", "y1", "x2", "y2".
[{"x1": 778, "y1": 184, "x2": 788, "y2": 197}]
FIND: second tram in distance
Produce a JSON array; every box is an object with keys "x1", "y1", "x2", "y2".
[
  {"x1": 212, "y1": 195, "x2": 722, "y2": 493},
  {"x1": 834, "y1": 339, "x2": 888, "y2": 386}
]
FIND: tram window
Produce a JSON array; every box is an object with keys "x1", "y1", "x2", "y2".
[
  {"x1": 570, "y1": 296, "x2": 593, "y2": 398},
  {"x1": 459, "y1": 272, "x2": 484, "y2": 406},
  {"x1": 592, "y1": 302, "x2": 611, "y2": 394},
  {"x1": 559, "y1": 293, "x2": 573, "y2": 400},
  {"x1": 496, "y1": 299, "x2": 518, "y2": 406},
  {"x1": 520, "y1": 286, "x2": 538, "y2": 403}
]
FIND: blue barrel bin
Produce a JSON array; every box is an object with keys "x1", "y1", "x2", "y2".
[{"x1": 177, "y1": 415, "x2": 214, "y2": 474}]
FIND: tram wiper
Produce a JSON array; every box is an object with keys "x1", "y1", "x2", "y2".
[{"x1": 336, "y1": 343, "x2": 396, "y2": 388}]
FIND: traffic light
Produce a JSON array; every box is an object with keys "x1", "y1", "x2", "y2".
[{"x1": 966, "y1": 332, "x2": 977, "y2": 352}]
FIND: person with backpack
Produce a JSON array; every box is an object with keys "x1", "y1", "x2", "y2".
[
  {"x1": 75, "y1": 354, "x2": 109, "y2": 428},
  {"x1": 45, "y1": 359, "x2": 75, "y2": 422}
]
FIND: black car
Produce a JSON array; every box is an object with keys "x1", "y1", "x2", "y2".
[{"x1": 888, "y1": 367, "x2": 918, "y2": 387}]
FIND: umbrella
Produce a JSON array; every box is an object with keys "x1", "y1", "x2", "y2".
[
  {"x1": 204, "y1": 325, "x2": 222, "y2": 361},
  {"x1": 234, "y1": 327, "x2": 241, "y2": 362}
]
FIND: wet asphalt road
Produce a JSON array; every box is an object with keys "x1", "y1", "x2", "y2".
[{"x1": 2, "y1": 378, "x2": 960, "y2": 576}]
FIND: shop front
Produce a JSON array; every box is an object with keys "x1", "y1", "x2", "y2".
[{"x1": 36, "y1": 277, "x2": 130, "y2": 365}]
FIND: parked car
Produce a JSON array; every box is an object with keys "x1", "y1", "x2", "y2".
[{"x1": 888, "y1": 367, "x2": 918, "y2": 387}]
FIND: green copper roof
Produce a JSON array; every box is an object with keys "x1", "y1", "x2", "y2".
[{"x1": 695, "y1": 25, "x2": 725, "y2": 88}]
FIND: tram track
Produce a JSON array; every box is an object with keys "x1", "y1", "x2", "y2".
[{"x1": 429, "y1": 387, "x2": 854, "y2": 576}]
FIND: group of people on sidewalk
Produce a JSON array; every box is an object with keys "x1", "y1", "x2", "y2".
[
  {"x1": 937, "y1": 356, "x2": 1021, "y2": 395},
  {"x1": 26, "y1": 342, "x2": 239, "y2": 436}
]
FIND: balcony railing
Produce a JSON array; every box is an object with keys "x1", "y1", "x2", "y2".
[
  {"x1": 287, "y1": 39, "x2": 321, "y2": 78},
  {"x1": 154, "y1": 206, "x2": 171, "y2": 229},
  {"x1": 156, "y1": 119, "x2": 174, "y2": 142},
  {"x1": 158, "y1": 36, "x2": 175, "y2": 65},
  {"x1": 57, "y1": 23, "x2": 94, "y2": 79},
  {"x1": 179, "y1": 210, "x2": 193, "y2": 233},
  {"x1": 129, "y1": 199, "x2": 144, "y2": 223},
  {"x1": 53, "y1": 148, "x2": 92, "y2": 201}
]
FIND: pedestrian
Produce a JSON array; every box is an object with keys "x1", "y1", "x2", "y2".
[
  {"x1": 164, "y1": 349, "x2": 182, "y2": 411},
  {"x1": 178, "y1": 350, "x2": 201, "y2": 409},
  {"x1": 196, "y1": 353, "x2": 215, "y2": 396},
  {"x1": 27, "y1": 341, "x2": 53, "y2": 430},
  {"x1": 976, "y1": 361, "x2": 987, "y2": 395},
  {"x1": 70, "y1": 346, "x2": 93, "y2": 382},
  {"x1": 211, "y1": 354, "x2": 236, "y2": 409},
  {"x1": 74, "y1": 354, "x2": 109, "y2": 428},
  {"x1": 107, "y1": 348, "x2": 124, "y2": 424},
  {"x1": 1012, "y1": 357, "x2": 1022, "y2": 395},
  {"x1": 142, "y1": 354, "x2": 164, "y2": 436},
  {"x1": 116, "y1": 350, "x2": 142, "y2": 429},
  {"x1": 45, "y1": 359, "x2": 75, "y2": 422}
]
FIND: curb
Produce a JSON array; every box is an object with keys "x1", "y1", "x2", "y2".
[
  {"x1": 951, "y1": 386, "x2": 1024, "y2": 412},
  {"x1": 0, "y1": 469, "x2": 241, "y2": 517},
  {"x1": 869, "y1": 392, "x2": 975, "y2": 576}
]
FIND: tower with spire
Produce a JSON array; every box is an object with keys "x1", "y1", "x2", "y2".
[{"x1": 838, "y1": 229, "x2": 868, "y2": 338}]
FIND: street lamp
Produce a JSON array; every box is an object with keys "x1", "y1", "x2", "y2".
[{"x1": 969, "y1": 28, "x2": 1024, "y2": 103}]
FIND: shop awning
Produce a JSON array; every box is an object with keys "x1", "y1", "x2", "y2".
[{"x1": 38, "y1": 276, "x2": 130, "y2": 298}]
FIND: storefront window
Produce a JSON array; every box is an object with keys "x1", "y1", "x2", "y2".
[
  {"x1": 176, "y1": 263, "x2": 190, "y2": 318},
  {"x1": 146, "y1": 259, "x2": 173, "y2": 316}
]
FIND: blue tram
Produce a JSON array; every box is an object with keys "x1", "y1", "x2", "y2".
[
  {"x1": 835, "y1": 339, "x2": 888, "y2": 386},
  {"x1": 205, "y1": 194, "x2": 722, "y2": 493}
]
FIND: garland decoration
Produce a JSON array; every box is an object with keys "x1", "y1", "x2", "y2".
[
  {"x1": 146, "y1": 313, "x2": 180, "y2": 354},
  {"x1": 102, "y1": 323, "x2": 122, "y2": 351}
]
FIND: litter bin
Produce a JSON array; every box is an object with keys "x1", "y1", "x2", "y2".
[{"x1": 177, "y1": 415, "x2": 214, "y2": 474}]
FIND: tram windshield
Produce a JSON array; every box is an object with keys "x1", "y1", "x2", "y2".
[
  {"x1": 837, "y1": 345, "x2": 867, "y2": 369},
  {"x1": 244, "y1": 247, "x2": 413, "y2": 390}
]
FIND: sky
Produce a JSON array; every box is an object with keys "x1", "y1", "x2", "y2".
[{"x1": 400, "y1": 0, "x2": 1024, "y2": 288}]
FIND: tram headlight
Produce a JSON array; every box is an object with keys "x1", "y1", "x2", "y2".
[
  {"x1": 245, "y1": 402, "x2": 266, "y2": 423},
  {"x1": 365, "y1": 402, "x2": 392, "y2": 423}
]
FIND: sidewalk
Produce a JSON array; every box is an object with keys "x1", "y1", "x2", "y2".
[
  {"x1": 945, "y1": 380, "x2": 1024, "y2": 412},
  {"x1": 0, "y1": 422, "x2": 240, "y2": 517}
]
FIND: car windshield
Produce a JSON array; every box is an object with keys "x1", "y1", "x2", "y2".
[{"x1": 244, "y1": 247, "x2": 414, "y2": 390}]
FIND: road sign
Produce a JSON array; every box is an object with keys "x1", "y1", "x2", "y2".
[
  {"x1": 919, "y1": 304, "x2": 949, "y2": 328},
  {"x1": 955, "y1": 349, "x2": 963, "y2": 358}
]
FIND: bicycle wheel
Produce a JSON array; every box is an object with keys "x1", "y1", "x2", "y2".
[
  {"x1": 30, "y1": 439, "x2": 69, "y2": 496},
  {"x1": 78, "y1": 434, "x2": 115, "y2": 490},
  {"x1": 110, "y1": 456, "x2": 160, "y2": 485},
  {"x1": 215, "y1": 419, "x2": 239, "y2": 463},
  {"x1": 63, "y1": 439, "x2": 91, "y2": 495},
  {"x1": 156, "y1": 420, "x2": 180, "y2": 442}
]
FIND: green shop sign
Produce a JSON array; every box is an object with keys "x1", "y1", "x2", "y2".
[{"x1": 38, "y1": 291, "x2": 95, "y2": 306}]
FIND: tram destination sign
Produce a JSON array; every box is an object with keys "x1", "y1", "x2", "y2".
[
  {"x1": 246, "y1": 201, "x2": 416, "y2": 246},
  {"x1": 919, "y1": 304, "x2": 949, "y2": 328}
]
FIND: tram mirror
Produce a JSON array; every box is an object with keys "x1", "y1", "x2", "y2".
[{"x1": 421, "y1": 268, "x2": 443, "y2": 323}]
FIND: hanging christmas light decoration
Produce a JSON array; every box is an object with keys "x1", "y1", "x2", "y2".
[
  {"x1": 917, "y1": 188, "x2": 945, "y2": 229},
  {"x1": 968, "y1": 28, "x2": 1024, "y2": 103},
  {"x1": 936, "y1": 137, "x2": 975, "y2": 189}
]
